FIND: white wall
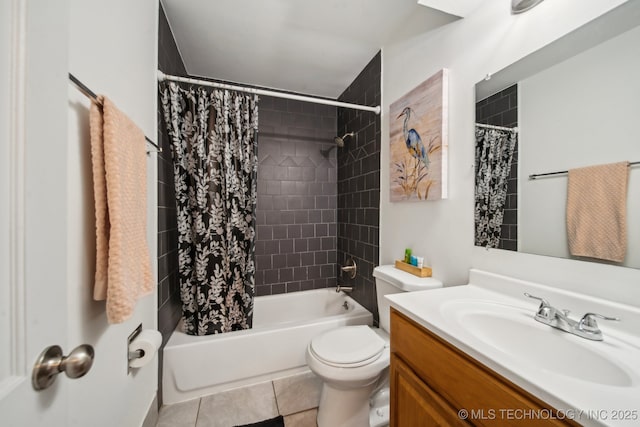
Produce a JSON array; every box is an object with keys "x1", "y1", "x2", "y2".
[
  {"x1": 380, "y1": 0, "x2": 640, "y2": 307},
  {"x1": 67, "y1": 1, "x2": 159, "y2": 426},
  {"x1": 519, "y1": 25, "x2": 640, "y2": 266},
  {"x1": 0, "y1": 0, "x2": 11, "y2": 380}
]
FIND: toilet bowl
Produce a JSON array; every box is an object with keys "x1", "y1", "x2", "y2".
[
  {"x1": 306, "y1": 326, "x2": 389, "y2": 427},
  {"x1": 306, "y1": 264, "x2": 443, "y2": 427}
]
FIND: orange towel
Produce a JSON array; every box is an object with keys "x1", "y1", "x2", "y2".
[
  {"x1": 90, "y1": 96, "x2": 153, "y2": 324},
  {"x1": 567, "y1": 161, "x2": 629, "y2": 263}
]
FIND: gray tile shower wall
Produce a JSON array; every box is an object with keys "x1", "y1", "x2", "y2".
[
  {"x1": 255, "y1": 96, "x2": 338, "y2": 296},
  {"x1": 157, "y1": 3, "x2": 186, "y2": 406},
  {"x1": 337, "y1": 52, "x2": 381, "y2": 325},
  {"x1": 476, "y1": 84, "x2": 518, "y2": 251}
]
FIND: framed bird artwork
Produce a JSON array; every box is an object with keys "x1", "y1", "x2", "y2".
[{"x1": 389, "y1": 69, "x2": 448, "y2": 201}]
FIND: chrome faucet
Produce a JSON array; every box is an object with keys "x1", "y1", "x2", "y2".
[
  {"x1": 336, "y1": 285, "x2": 353, "y2": 293},
  {"x1": 524, "y1": 293, "x2": 620, "y2": 341}
]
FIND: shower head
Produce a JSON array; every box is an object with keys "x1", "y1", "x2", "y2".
[{"x1": 334, "y1": 132, "x2": 355, "y2": 147}]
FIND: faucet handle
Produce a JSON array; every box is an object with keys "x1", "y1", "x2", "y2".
[
  {"x1": 578, "y1": 312, "x2": 620, "y2": 333},
  {"x1": 524, "y1": 293, "x2": 555, "y2": 320},
  {"x1": 524, "y1": 292, "x2": 551, "y2": 308}
]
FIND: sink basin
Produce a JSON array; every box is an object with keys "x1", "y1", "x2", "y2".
[{"x1": 442, "y1": 300, "x2": 635, "y2": 387}]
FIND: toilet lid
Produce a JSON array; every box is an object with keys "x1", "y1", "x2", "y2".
[{"x1": 310, "y1": 326, "x2": 386, "y2": 367}]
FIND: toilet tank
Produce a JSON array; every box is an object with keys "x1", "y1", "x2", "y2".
[{"x1": 372, "y1": 265, "x2": 443, "y2": 332}]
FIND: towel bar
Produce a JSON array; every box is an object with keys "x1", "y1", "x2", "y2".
[
  {"x1": 529, "y1": 161, "x2": 639, "y2": 180},
  {"x1": 69, "y1": 73, "x2": 162, "y2": 154}
]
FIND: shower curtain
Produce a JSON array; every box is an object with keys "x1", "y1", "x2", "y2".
[
  {"x1": 474, "y1": 127, "x2": 516, "y2": 248},
  {"x1": 160, "y1": 81, "x2": 258, "y2": 336}
]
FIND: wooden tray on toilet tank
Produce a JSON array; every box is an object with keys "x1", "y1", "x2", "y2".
[{"x1": 395, "y1": 260, "x2": 432, "y2": 278}]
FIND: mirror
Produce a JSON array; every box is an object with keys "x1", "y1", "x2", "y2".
[{"x1": 475, "y1": 1, "x2": 640, "y2": 268}]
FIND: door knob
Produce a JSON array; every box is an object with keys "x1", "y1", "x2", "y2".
[{"x1": 32, "y1": 344, "x2": 95, "y2": 391}]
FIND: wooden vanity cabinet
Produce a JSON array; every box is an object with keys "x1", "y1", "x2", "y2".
[
  {"x1": 391, "y1": 353, "x2": 470, "y2": 426},
  {"x1": 390, "y1": 309, "x2": 579, "y2": 427}
]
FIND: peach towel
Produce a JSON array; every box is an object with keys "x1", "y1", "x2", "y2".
[
  {"x1": 90, "y1": 96, "x2": 153, "y2": 323},
  {"x1": 567, "y1": 161, "x2": 629, "y2": 262}
]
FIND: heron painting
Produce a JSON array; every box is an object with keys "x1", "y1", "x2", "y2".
[{"x1": 389, "y1": 69, "x2": 448, "y2": 201}]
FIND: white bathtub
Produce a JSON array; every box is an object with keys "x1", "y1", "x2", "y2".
[{"x1": 162, "y1": 288, "x2": 372, "y2": 404}]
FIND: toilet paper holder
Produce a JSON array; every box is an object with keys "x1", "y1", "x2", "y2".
[
  {"x1": 129, "y1": 349, "x2": 145, "y2": 360},
  {"x1": 127, "y1": 324, "x2": 143, "y2": 373},
  {"x1": 126, "y1": 324, "x2": 163, "y2": 373}
]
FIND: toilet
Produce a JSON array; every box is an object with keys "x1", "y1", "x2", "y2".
[{"x1": 306, "y1": 264, "x2": 443, "y2": 427}]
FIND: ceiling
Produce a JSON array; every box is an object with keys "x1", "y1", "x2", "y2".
[
  {"x1": 161, "y1": 0, "x2": 460, "y2": 98},
  {"x1": 417, "y1": 0, "x2": 485, "y2": 18}
]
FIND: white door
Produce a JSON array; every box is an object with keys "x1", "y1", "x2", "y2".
[{"x1": 0, "y1": 0, "x2": 75, "y2": 425}]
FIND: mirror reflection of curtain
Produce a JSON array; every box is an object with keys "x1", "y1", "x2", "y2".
[
  {"x1": 475, "y1": 128, "x2": 517, "y2": 248},
  {"x1": 160, "y1": 82, "x2": 258, "y2": 336}
]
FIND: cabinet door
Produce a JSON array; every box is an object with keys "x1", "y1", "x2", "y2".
[{"x1": 391, "y1": 354, "x2": 469, "y2": 427}]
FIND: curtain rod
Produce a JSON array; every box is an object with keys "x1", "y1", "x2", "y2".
[
  {"x1": 157, "y1": 71, "x2": 381, "y2": 115},
  {"x1": 475, "y1": 123, "x2": 519, "y2": 132},
  {"x1": 68, "y1": 73, "x2": 162, "y2": 153},
  {"x1": 529, "y1": 161, "x2": 640, "y2": 180}
]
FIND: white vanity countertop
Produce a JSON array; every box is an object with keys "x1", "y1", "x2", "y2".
[{"x1": 385, "y1": 269, "x2": 640, "y2": 427}]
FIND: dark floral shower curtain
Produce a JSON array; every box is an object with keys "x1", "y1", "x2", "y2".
[
  {"x1": 160, "y1": 82, "x2": 258, "y2": 336},
  {"x1": 475, "y1": 127, "x2": 516, "y2": 248}
]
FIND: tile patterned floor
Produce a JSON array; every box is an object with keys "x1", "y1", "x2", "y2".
[{"x1": 157, "y1": 370, "x2": 321, "y2": 427}]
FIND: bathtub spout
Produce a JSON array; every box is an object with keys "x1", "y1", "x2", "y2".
[{"x1": 336, "y1": 285, "x2": 353, "y2": 293}]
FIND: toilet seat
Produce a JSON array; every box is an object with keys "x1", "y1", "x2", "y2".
[{"x1": 310, "y1": 326, "x2": 386, "y2": 368}]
